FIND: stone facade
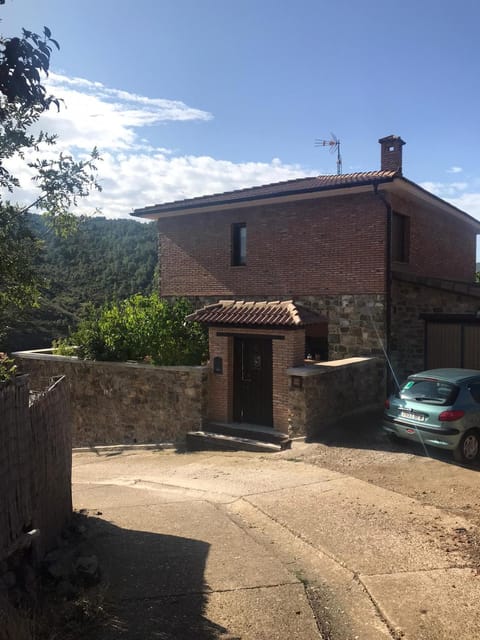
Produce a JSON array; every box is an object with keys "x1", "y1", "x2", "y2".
[
  {"x1": 288, "y1": 357, "x2": 384, "y2": 439},
  {"x1": 296, "y1": 294, "x2": 386, "y2": 360},
  {"x1": 391, "y1": 275, "x2": 480, "y2": 381},
  {"x1": 14, "y1": 353, "x2": 208, "y2": 447}
]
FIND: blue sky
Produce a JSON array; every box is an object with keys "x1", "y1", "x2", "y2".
[{"x1": 2, "y1": 0, "x2": 480, "y2": 225}]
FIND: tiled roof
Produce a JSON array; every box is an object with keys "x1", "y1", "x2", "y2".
[
  {"x1": 134, "y1": 170, "x2": 397, "y2": 217},
  {"x1": 186, "y1": 300, "x2": 326, "y2": 327}
]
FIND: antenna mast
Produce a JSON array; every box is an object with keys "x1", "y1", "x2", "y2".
[{"x1": 314, "y1": 133, "x2": 342, "y2": 174}]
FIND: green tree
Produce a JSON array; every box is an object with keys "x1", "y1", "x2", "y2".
[
  {"x1": 0, "y1": 23, "x2": 101, "y2": 339},
  {"x1": 56, "y1": 295, "x2": 208, "y2": 366}
]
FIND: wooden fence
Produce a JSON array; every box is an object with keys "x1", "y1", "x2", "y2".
[{"x1": 0, "y1": 375, "x2": 72, "y2": 561}]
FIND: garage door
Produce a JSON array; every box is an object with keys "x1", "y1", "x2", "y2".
[{"x1": 426, "y1": 321, "x2": 480, "y2": 369}]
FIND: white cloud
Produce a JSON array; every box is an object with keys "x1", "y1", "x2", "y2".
[
  {"x1": 2, "y1": 73, "x2": 312, "y2": 218},
  {"x1": 420, "y1": 181, "x2": 468, "y2": 198},
  {"x1": 448, "y1": 193, "x2": 480, "y2": 219},
  {"x1": 38, "y1": 72, "x2": 213, "y2": 152},
  {"x1": 447, "y1": 166, "x2": 463, "y2": 174},
  {"x1": 420, "y1": 180, "x2": 480, "y2": 221},
  {"x1": 73, "y1": 152, "x2": 309, "y2": 219}
]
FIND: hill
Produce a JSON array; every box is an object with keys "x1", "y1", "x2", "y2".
[{"x1": 4, "y1": 215, "x2": 158, "y2": 351}]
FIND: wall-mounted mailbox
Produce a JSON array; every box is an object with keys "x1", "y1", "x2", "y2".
[
  {"x1": 290, "y1": 375, "x2": 303, "y2": 389},
  {"x1": 213, "y1": 356, "x2": 223, "y2": 374}
]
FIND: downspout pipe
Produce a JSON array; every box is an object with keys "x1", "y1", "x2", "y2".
[{"x1": 373, "y1": 182, "x2": 393, "y2": 392}]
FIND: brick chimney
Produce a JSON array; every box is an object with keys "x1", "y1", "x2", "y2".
[{"x1": 378, "y1": 135, "x2": 406, "y2": 174}]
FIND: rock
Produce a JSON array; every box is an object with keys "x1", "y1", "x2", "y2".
[{"x1": 74, "y1": 555, "x2": 100, "y2": 586}]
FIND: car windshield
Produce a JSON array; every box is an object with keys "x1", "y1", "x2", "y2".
[{"x1": 398, "y1": 378, "x2": 459, "y2": 405}]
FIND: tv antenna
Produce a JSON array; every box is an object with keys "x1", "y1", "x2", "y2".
[{"x1": 315, "y1": 133, "x2": 342, "y2": 175}]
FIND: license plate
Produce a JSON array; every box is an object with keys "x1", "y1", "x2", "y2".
[{"x1": 400, "y1": 410, "x2": 425, "y2": 422}]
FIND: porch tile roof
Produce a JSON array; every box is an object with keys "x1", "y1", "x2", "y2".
[{"x1": 186, "y1": 299, "x2": 326, "y2": 327}]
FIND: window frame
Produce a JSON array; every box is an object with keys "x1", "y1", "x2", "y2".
[
  {"x1": 231, "y1": 222, "x2": 247, "y2": 266},
  {"x1": 391, "y1": 211, "x2": 410, "y2": 264}
]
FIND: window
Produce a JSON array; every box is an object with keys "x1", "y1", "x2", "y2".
[
  {"x1": 231, "y1": 223, "x2": 247, "y2": 266},
  {"x1": 392, "y1": 212, "x2": 409, "y2": 263},
  {"x1": 398, "y1": 378, "x2": 459, "y2": 406}
]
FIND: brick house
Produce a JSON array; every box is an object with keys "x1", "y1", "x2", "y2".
[{"x1": 133, "y1": 136, "x2": 480, "y2": 437}]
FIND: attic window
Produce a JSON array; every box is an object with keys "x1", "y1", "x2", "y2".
[{"x1": 231, "y1": 223, "x2": 247, "y2": 266}]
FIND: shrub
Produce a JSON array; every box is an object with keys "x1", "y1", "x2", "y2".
[
  {"x1": 0, "y1": 352, "x2": 17, "y2": 382},
  {"x1": 54, "y1": 295, "x2": 208, "y2": 366}
]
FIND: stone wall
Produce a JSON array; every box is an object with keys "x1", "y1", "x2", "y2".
[
  {"x1": 296, "y1": 294, "x2": 386, "y2": 361},
  {"x1": 391, "y1": 274, "x2": 480, "y2": 381},
  {"x1": 14, "y1": 352, "x2": 208, "y2": 447},
  {"x1": 288, "y1": 357, "x2": 384, "y2": 438}
]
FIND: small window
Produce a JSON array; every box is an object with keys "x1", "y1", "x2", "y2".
[
  {"x1": 231, "y1": 223, "x2": 246, "y2": 266},
  {"x1": 392, "y1": 212, "x2": 409, "y2": 263}
]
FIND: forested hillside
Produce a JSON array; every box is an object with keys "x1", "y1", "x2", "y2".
[{"x1": 4, "y1": 215, "x2": 158, "y2": 351}]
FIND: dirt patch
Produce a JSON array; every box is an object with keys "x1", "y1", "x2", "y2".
[{"x1": 279, "y1": 410, "x2": 480, "y2": 567}]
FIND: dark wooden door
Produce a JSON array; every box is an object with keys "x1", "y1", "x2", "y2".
[
  {"x1": 426, "y1": 323, "x2": 462, "y2": 369},
  {"x1": 425, "y1": 322, "x2": 480, "y2": 369},
  {"x1": 233, "y1": 337, "x2": 273, "y2": 426}
]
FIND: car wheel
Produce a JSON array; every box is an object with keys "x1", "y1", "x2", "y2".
[{"x1": 453, "y1": 430, "x2": 480, "y2": 464}]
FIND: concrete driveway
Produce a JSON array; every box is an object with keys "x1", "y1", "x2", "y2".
[{"x1": 73, "y1": 444, "x2": 480, "y2": 640}]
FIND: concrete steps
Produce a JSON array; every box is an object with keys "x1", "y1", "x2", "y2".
[{"x1": 186, "y1": 423, "x2": 292, "y2": 453}]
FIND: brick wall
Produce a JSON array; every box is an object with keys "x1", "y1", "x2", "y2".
[
  {"x1": 207, "y1": 328, "x2": 232, "y2": 423},
  {"x1": 158, "y1": 192, "x2": 387, "y2": 298},
  {"x1": 207, "y1": 326, "x2": 305, "y2": 434},
  {"x1": 389, "y1": 191, "x2": 476, "y2": 282},
  {"x1": 273, "y1": 331, "x2": 305, "y2": 431}
]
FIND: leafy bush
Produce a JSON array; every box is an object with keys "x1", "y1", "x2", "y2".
[
  {"x1": 0, "y1": 352, "x2": 17, "y2": 382},
  {"x1": 54, "y1": 295, "x2": 208, "y2": 366}
]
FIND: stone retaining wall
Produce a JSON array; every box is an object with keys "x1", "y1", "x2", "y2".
[
  {"x1": 288, "y1": 357, "x2": 384, "y2": 438},
  {"x1": 14, "y1": 352, "x2": 208, "y2": 447}
]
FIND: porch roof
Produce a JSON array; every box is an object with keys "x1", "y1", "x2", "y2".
[{"x1": 186, "y1": 299, "x2": 326, "y2": 327}]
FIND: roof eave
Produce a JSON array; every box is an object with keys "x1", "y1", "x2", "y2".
[{"x1": 132, "y1": 176, "x2": 396, "y2": 220}]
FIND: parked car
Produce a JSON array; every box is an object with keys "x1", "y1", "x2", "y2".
[{"x1": 383, "y1": 368, "x2": 480, "y2": 464}]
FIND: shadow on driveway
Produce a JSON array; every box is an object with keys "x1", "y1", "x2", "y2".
[
  {"x1": 307, "y1": 409, "x2": 480, "y2": 470},
  {"x1": 87, "y1": 517, "x2": 236, "y2": 640}
]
